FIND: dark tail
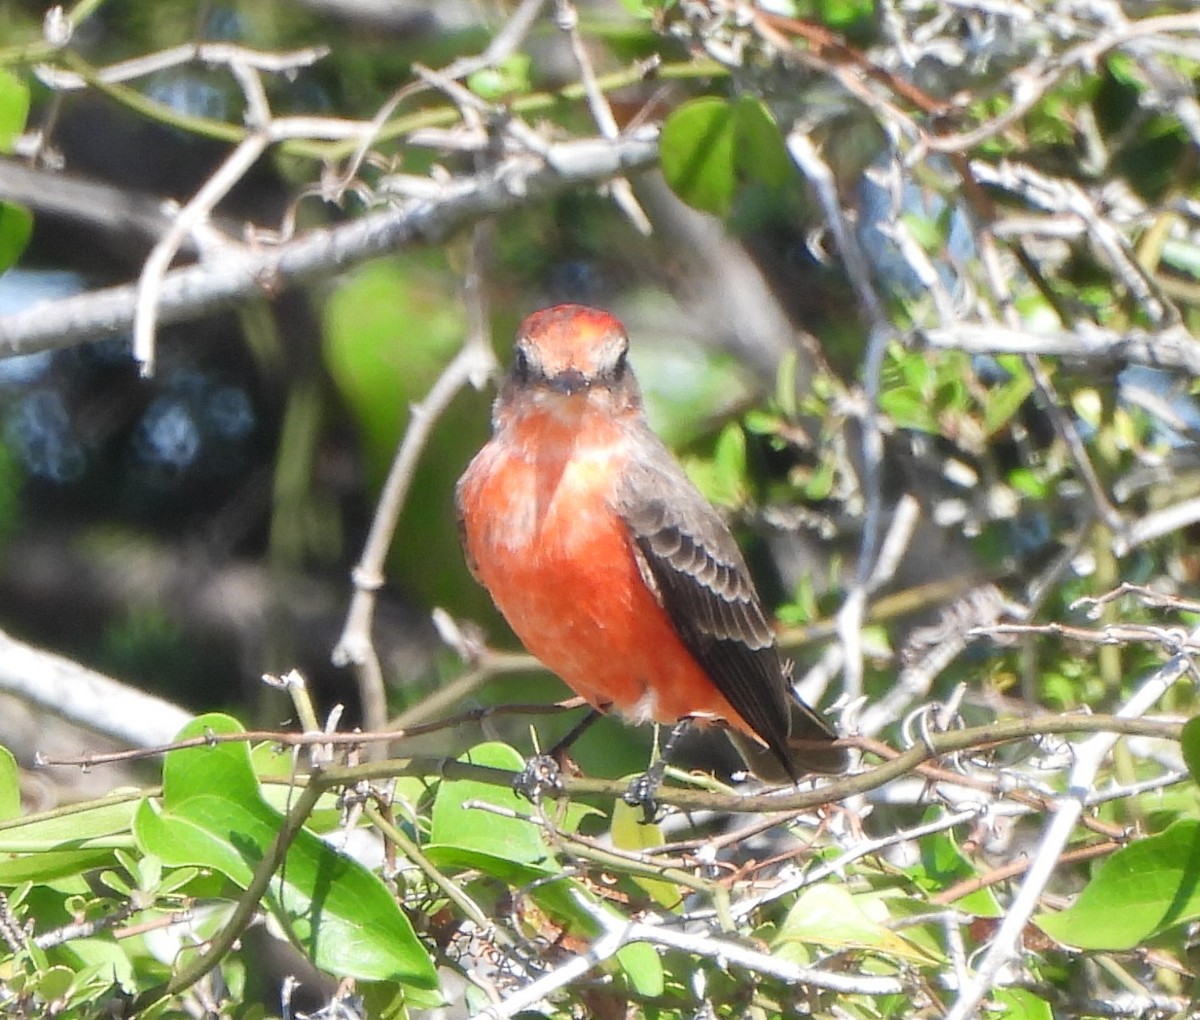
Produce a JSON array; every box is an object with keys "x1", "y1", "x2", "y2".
[{"x1": 727, "y1": 694, "x2": 847, "y2": 784}]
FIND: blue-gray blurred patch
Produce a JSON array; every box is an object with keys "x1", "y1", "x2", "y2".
[
  {"x1": 856, "y1": 154, "x2": 975, "y2": 303},
  {"x1": 0, "y1": 269, "x2": 84, "y2": 386},
  {"x1": 4, "y1": 389, "x2": 86, "y2": 482},
  {"x1": 1118, "y1": 365, "x2": 1200, "y2": 448}
]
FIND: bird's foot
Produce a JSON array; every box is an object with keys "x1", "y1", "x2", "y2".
[
  {"x1": 513, "y1": 753, "x2": 564, "y2": 804},
  {"x1": 623, "y1": 719, "x2": 692, "y2": 823},
  {"x1": 623, "y1": 761, "x2": 668, "y2": 824}
]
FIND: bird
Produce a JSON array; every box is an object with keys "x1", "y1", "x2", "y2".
[{"x1": 455, "y1": 304, "x2": 846, "y2": 793}]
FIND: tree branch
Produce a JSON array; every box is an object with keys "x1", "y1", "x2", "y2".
[{"x1": 0, "y1": 131, "x2": 659, "y2": 358}]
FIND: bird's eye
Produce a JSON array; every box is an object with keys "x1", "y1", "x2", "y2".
[
  {"x1": 514, "y1": 347, "x2": 530, "y2": 380},
  {"x1": 612, "y1": 349, "x2": 628, "y2": 379}
]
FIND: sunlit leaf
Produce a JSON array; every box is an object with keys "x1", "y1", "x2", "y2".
[
  {"x1": 135, "y1": 714, "x2": 436, "y2": 987},
  {"x1": 0, "y1": 68, "x2": 29, "y2": 151},
  {"x1": 660, "y1": 97, "x2": 737, "y2": 217},
  {"x1": 991, "y1": 987, "x2": 1054, "y2": 1020},
  {"x1": 774, "y1": 884, "x2": 938, "y2": 963},
  {"x1": 1036, "y1": 820, "x2": 1200, "y2": 950},
  {"x1": 0, "y1": 746, "x2": 18, "y2": 821}
]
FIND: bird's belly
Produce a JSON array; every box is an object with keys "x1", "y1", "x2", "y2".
[{"x1": 461, "y1": 450, "x2": 744, "y2": 727}]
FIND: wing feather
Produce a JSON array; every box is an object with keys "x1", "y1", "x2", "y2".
[{"x1": 617, "y1": 447, "x2": 796, "y2": 771}]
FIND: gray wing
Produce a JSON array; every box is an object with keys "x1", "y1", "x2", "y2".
[{"x1": 616, "y1": 447, "x2": 798, "y2": 775}]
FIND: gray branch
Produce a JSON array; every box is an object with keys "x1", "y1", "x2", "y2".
[
  {"x1": 0, "y1": 628, "x2": 191, "y2": 749},
  {"x1": 921, "y1": 322, "x2": 1200, "y2": 375},
  {"x1": 0, "y1": 130, "x2": 659, "y2": 358}
]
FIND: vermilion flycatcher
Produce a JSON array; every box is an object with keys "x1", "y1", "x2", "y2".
[{"x1": 456, "y1": 304, "x2": 846, "y2": 781}]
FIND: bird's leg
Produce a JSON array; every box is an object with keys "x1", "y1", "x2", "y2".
[
  {"x1": 513, "y1": 708, "x2": 603, "y2": 803},
  {"x1": 624, "y1": 718, "x2": 692, "y2": 823}
]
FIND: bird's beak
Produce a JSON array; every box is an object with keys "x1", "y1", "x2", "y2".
[{"x1": 544, "y1": 370, "x2": 591, "y2": 396}]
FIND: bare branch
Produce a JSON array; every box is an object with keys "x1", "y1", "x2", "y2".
[
  {"x1": 944, "y1": 630, "x2": 1198, "y2": 1020},
  {"x1": 0, "y1": 131, "x2": 659, "y2": 359},
  {"x1": 921, "y1": 322, "x2": 1200, "y2": 375},
  {"x1": 0, "y1": 628, "x2": 192, "y2": 748},
  {"x1": 331, "y1": 229, "x2": 498, "y2": 738},
  {"x1": 34, "y1": 42, "x2": 330, "y2": 91}
]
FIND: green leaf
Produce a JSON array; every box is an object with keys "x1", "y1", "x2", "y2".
[
  {"x1": 467, "y1": 54, "x2": 531, "y2": 100},
  {"x1": 1008, "y1": 466, "x2": 1048, "y2": 499},
  {"x1": 0, "y1": 795, "x2": 139, "y2": 884},
  {"x1": 0, "y1": 745, "x2": 18, "y2": 821},
  {"x1": 773, "y1": 885, "x2": 938, "y2": 963},
  {"x1": 1181, "y1": 716, "x2": 1200, "y2": 783},
  {"x1": 0, "y1": 202, "x2": 32, "y2": 274},
  {"x1": 0, "y1": 68, "x2": 30, "y2": 151},
  {"x1": 899, "y1": 209, "x2": 944, "y2": 253},
  {"x1": 732, "y1": 96, "x2": 793, "y2": 189},
  {"x1": 1035, "y1": 819, "x2": 1200, "y2": 949},
  {"x1": 879, "y1": 387, "x2": 938, "y2": 433},
  {"x1": 710, "y1": 423, "x2": 748, "y2": 507},
  {"x1": 426, "y1": 744, "x2": 663, "y2": 998},
  {"x1": 774, "y1": 350, "x2": 801, "y2": 421},
  {"x1": 428, "y1": 742, "x2": 556, "y2": 870},
  {"x1": 909, "y1": 828, "x2": 1002, "y2": 919},
  {"x1": 659, "y1": 96, "x2": 795, "y2": 217},
  {"x1": 990, "y1": 987, "x2": 1054, "y2": 1020},
  {"x1": 135, "y1": 713, "x2": 436, "y2": 988},
  {"x1": 611, "y1": 799, "x2": 680, "y2": 910},
  {"x1": 35, "y1": 965, "x2": 75, "y2": 1003},
  {"x1": 618, "y1": 0, "x2": 657, "y2": 17},
  {"x1": 982, "y1": 367, "x2": 1035, "y2": 438},
  {"x1": 683, "y1": 424, "x2": 750, "y2": 509},
  {"x1": 60, "y1": 938, "x2": 137, "y2": 995},
  {"x1": 660, "y1": 97, "x2": 738, "y2": 217}
]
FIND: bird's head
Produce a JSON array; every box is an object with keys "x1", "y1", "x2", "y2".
[
  {"x1": 497, "y1": 305, "x2": 643, "y2": 425},
  {"x1": 511, "y1": 304, "x2": 630, "y2": 395}
]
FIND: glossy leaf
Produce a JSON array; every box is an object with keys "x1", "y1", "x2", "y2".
[
  {"x1": 428, "y1": 742, "x2": 555, "y2": 869},
  {"x1": 0, "y1": 795, "x2": 139, "y2": 885},
  {"x1": 774, "y1": 885, "x2": 938, "y2": 964},
  {"x1": 0, "y1": 68, "x2": 29, "y2": 151},
  {"x1": 732, "y1": 96, "x2": 793, "y2": 189},
  {"x1": 661, "y1": 98, "x2": 738, "y2": 217},
  {"x1": 661, "y1": 96, "x2": 794, "y2": 217},
  {"x1": 991, "y1": 987, "x2": 1054, "y2": 1020},
  {"x1": 135, "y1": 713, "x2": 436, "y2": 987},
  {"x1": 1036, "y1": 820, "x2": 1200, "y2": 950}
]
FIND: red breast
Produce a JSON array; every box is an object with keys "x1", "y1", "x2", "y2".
[{"x1": 456, "y1": 403, "x2": 757, "y2": 733}]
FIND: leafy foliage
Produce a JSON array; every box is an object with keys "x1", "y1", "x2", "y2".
[{"x1": 0, "y1": 0, "x2": 1199, "y2": 1017}]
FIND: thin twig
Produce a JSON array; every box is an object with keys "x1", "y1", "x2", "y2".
[
  {"x1": 34, "y1": 41, "x2": 329, "y2": 90},
  {"x1": 944, "y1": 629, "x2": 1198, "y2": 1020},
  {"x1": 331, "y1": 229, "x2": 498, "y2": 739},
  {"x1": 554, "y1": 0, "x2": 651, "y2": 234},
  {"x1": 787, "y1": 131, "x2": 895, "y2": 701}
]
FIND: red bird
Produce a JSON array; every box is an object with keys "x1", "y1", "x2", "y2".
[{"x1": 456, "y1": 305, "x2": 845, "y2": 782}]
